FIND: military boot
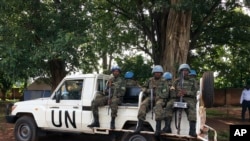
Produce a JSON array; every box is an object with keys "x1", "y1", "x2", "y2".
[
  {"x1": 87, "y1": 114, "x2": 100, "y2": 128},
  {"x1": 154, "y1": 120, "x2": 161, "y2": 136},
  {"x1": 189, "y1": 121, "x2": 197, "y2": 137},
  {"x1": 110, "y1": 117, "x2": 115, "y2": 129},
  {"x1": 134, "y1": 119, "x2": 143, "y2": 133},
  {"x1": 162, "y1": 118, "x2": 172, "y2": 133}
]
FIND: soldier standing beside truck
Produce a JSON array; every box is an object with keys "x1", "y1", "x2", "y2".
[
  {"x1": 134, "y1": 65, "x2": 170, "y2": 136},
  {"x1": 162, "y1": 64, "x2": 198, "y2": 137},
  {"x1": 88, "y1": 66, "x2": 126, "y2": 129}
]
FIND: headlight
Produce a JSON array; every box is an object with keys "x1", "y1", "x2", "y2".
[
  {"x1": 6, "y1": 103, "x2": 15, "y2": 115},
  {"x1": 11, "y1": 105, "x2": 17, "y2": 112}
]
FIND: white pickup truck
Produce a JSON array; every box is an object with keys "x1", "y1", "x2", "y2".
[{"x1": 6, "y1": 72, "x2": 217, "y2": 141}]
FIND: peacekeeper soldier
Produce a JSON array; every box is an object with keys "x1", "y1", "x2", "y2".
[
  {"x1": 162, "y1": 64, "x2": 198, "y2": 137},
  {"x1": 162, "y1": 71, "x2": 174, "y2": 130},
  {"x1": 134, "y1": 65, "x2": 170, "y2": 136},
  {"x1": 163, "y1": 72, "x2": 173, "y2": 87},
  {"x1": 189, "y1": 69, "x2": 197, "y2": 78},
  {"x1": 87, "y1": 66, "x2": 126, "y2": 129},
  {"x1": 124, "y1": 71, "x2": 139, "y2": 87}
]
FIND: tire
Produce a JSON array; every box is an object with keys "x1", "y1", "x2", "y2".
[
  {"x1": 14, "y1": 116, "x2": 39, "y2": 141},
  {"x1": 202, "y1": 71, "x2": 214, "y2": 108},
  {"x1": 120, "y1": 126, "x2": 156, "y2": 141}
]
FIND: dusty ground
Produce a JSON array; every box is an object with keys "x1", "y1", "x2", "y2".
[{"x1": 0, "y1": 106, "x2": 249, "y2": 141}]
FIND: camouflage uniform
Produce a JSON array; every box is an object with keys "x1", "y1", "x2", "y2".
[
  {"x1": 88, "y1": 75, "x2": 126, "y2": 129},
  {"x1": 137, "y1": 77, "x2": 169, "y2": 121},
  {"x1": 91, "y1": 76, "x2": 126, "y2": 118},
  {"x1": 125, "y1": 79, "x2": 139, "y2": 87},
  {"x1": 162, "y1": 69, "x2": 198, "y2": 137},
  {"x1": 162, "y1": 79, "x2": 173, "y2": 118},
  {"x1": 165, "y1": 76, "x2": 198, "y2": 121},
  {"x1": 134, "y1": 65, "x2": 169, "y2": 136}
]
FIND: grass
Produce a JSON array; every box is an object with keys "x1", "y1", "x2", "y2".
[
  {"x1": 206, "y1": 109, "x2": 224, "y2": 117},
  {"x1": 217, "y1": 131, "x2": 229, "y2": 141},
  {"x1": 206, "y1": 107, "x2": 236, "y2": 118},
  {"x1": 206, "y1": 108, "x2": 234, "y2": 141}
]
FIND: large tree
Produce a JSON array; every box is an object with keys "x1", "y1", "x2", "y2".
[
  {"x1": 1, "y1": 0, "x2": 250, "y2": 97},
  {"x1": 89, "y1": 0, "x2": 250, "y2": 78}
]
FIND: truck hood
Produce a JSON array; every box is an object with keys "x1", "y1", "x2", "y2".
[{"x1": 15, "y1": 97, "x2": 50, "y2": 105}]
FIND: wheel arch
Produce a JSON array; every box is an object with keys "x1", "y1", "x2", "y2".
[
  {"x1": 122, "y1": 120, "x2": 154, "y2": 132},
  {"x1": 16, "y1": 113, "x2": 37, "y2": 125},
  {"x1": 118, "y1": 121, "x2": 157, "y2": 141}
]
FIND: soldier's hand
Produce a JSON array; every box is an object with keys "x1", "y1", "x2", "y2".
[
  {"x1": 177, "y1": 92, "x2": 183, "y2": 97},
  {"x1": 108, "y1": 99, "x2": 112, "y2": 105},
  {"x1": 170, "y1": 86, "x2": 175, "y2": 90},
  {"x1": 108, "y1": 80, "x2": 112, "y2": 87},
  {"x1": 177, "y1": 89, "x2": 186, "y2": 97},
  {"x1": 181, "y1": 89, "x2": 187, "y2": 95}
]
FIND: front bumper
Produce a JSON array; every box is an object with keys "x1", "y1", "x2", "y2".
[
  {"x1": 5, "y1": 115, "x2": 16, "y2": 123},
  {"x1": 5, "y1": 103, "x2": 16, "y2": 123}
]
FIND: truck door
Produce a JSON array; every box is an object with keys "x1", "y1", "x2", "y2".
[{"x1": 45, "y1": 80, "x2": 83, "y2": 131}]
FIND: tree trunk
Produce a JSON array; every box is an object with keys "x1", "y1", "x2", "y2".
[
  {"x1": 161, "y1": 0, "x2": 192, "y2": 78},
  {"x1": 48, "y1": 59, "x2": 67, "y2": 91}
]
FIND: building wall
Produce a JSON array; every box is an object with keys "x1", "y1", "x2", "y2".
[
  {"x1": 214, "y1": 88, "x2": 242, "y2": 106},
  {"x1": 0, "y1": 78, "x2": 51, "y2": 100}
]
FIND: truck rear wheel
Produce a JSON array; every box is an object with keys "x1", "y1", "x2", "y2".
[
  {"x1": 15, "y1": 116, "x2": 39, "y2": 141},
  {"x1": 120, "y1": 127, "x2": 156, "y2": 141},
  {"x1": 202, "y1": 71, "x2": 214, "y2": 108},
  {"x1": 121, "y1": 133, "x2": 156, "y2": 141}
]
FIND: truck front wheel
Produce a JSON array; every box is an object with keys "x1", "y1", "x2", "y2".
[{"x1": 15, "y1": 116, "x2": 39, "y2": 141}]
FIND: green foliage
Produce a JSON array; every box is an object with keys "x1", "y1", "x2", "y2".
[
  {"x1": 0, "y1": 0, "x2": 95, "y2": 88},
  {"x1": 217, "y1": 131, "x2": 229, "y2": 141},
  {"x1": 189, "y1": 1, "x2": 250, "y2": 88},
  {"x1": 115, "y1": 55, "x2": 153, "y2": 84},
  {"x1": 0, "y1": 0, "x2": 250, "y2": 92}
]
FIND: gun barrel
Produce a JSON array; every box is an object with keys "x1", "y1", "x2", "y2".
[
  {"x1": 151, "y1": 88, "x2": 153, "y2": 119},
  {"x1": 180, "y1": 71, "x2": 184, "y2": 102},
  {"x1": 108, "y1": 87, "x2": 111, "y2": 115}
]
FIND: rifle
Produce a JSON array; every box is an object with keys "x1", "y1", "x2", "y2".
[
  {"x1": 108, "y1": 87, "x2": 111, "y2": 115},
  {"x1": 179, "y1": 71, "x2": 184, "y2": 102},
  {"x1": 150, "y1": 88, "x2": 153, "y2": 119},
  {"x1": 107, "y1": 80, "x2": 112, "y2": 115},
  {"x1": 175, "y1": 71, "x2": 187, "y2": 135}
]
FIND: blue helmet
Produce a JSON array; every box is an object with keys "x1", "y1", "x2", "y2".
[
  {"x1": 111, "y1": 66, "x2": 121, "y2": 72},
  {"x1": 178, "y1": 64, "x2": 191, "y2": 73},
  {"x1": 163, "y1": 72, "x2": 172, "y2": 80},
  {"x1": 125, "y1": 71, "x2": 134, "y2": 79},
  {"x1": 152, "y1": 65, "x2": 164, "y2": 74},
  {"x1": 189, "y1": 69, "x2": 197, "y2": 76}
]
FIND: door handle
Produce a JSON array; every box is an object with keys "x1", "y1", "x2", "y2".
[
  {"x1": 50, "y1": 106, "x2": 59, "y2": 109},
  {"x1": 73, "y1": 106, "x2": 79, "y2": 109}
]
